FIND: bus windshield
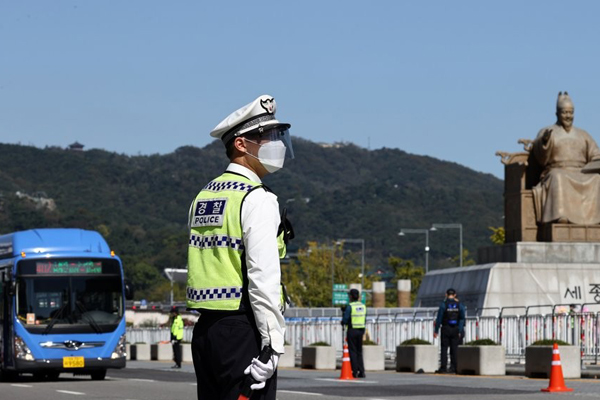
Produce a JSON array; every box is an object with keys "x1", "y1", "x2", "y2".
[{"x1": 16, "y1": 258, "x2": 124, "y2": 334}]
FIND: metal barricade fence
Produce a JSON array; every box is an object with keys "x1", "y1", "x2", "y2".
[
  {"x1": 125, "y1": 310, "x2": 600, "y2": 363},
  {"x1": 126, "y1": 327, "x2": 194, "y2": 344}
]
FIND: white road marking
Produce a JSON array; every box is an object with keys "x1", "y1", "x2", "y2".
[
  {"x1": 279, "y1": 390, "x2": 323, "y2": 396},
  {"x1": 314, "y1": 378, "x2": 378, "y2": 384},
  {"x1": 56, "y1": 390, "x2": 86, "y2": 396},
  {"x1": 11, "y1": 384, "x2": 32, "y2": 388},
  {"x1": 128, "y1": 378, "x2": 156, "y2": 382}
]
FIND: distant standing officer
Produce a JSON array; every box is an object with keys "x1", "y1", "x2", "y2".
[
  {"x1": 187, "y1": 95, "x2": 294, "y2": 400},
  {"x1": 170, "y1": 307, "x2": 184, "y2": 369},
  {"x1": 342, "y1": 289, "x2": 366, "y2": 378},
  {"x1": 433, "y1": 288, "x2": 465, "y2": 373}
]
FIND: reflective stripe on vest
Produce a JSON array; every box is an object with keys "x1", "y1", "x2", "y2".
[
  {"x1": 350, "y1": 301, "x2": 366, "y2": 329},
  {"x1": 186, "y1": 172, "x2": 258, "y2": 311}
]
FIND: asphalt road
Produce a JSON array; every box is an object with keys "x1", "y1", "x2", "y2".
[{"x1": 2, "y1": 361, "x2": 600, "y2": 400}]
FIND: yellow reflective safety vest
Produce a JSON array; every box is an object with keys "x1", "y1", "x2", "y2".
[
  {"x1": 171, "y1": 315, "x2": 184, "y2": 340},
  {"x1": 350, "y1": 301, "x2": 366, "y2": 329},
  {"x1": 186, "y1": 172, "x2": 288, "y2": 311}
]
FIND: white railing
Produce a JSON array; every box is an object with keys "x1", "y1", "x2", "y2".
[
  {"x1": 127, "y1": 327, "x2": 194, "y2": 344},
  {"x1": 126, "y1": 307, "x2": 600, "y2": 364}
]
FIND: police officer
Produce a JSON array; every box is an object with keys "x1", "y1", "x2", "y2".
[
  {"x1": 187, "y1": 95, "x2": 293, "y2": 400},
  {"x1": 433, "y1": 288, "x2": 465, "y2": 374},
  {"x1": 170, "y1": 307, "x2": 184, "y2": 369},
  {"x1": 342, "y1": 289, "x2": 366, "y2": 378}
]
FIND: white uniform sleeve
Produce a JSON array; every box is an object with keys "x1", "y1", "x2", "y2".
[
  {"x1": 187, "y1": 199, "x2": 196, "y2": 230},
  {"x1": 242, "y1": 189, "x2": 286, "y2": 355}
]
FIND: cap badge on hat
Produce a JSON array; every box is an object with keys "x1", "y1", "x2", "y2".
[{"x1": 260, "y1": 98, "x2": 276, "y2": 114}]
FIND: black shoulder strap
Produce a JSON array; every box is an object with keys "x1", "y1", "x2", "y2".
[{"x1": 278, "y1": 207, "x2": 295, "y2": 244}]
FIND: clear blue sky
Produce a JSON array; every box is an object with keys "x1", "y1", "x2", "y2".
[{"x1": 2, "y1": 1, "x2": 600, "y2": 178}]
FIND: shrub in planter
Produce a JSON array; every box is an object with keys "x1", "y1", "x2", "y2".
[
  {"x1": 531, "y1": 339, "x2": 570, "y2": 346},
  {"x1": 302, "y1": 342, "x2": 335, "y2": 370},
  {"x1": 465, "y1": 339, "x2": 498, "y2": 346},
  {"x1": 457, "y1": 338, "x2": 505, "y2": 376},
  {"x1": 526, "y1": 340, "x2": 580, "y2": 379},
  {"x1": 396, "y1": 338, "x2": 437, "y2": 373},
  {"x1": 401, "y1": 338, "x2": 431, "y2": 345}
]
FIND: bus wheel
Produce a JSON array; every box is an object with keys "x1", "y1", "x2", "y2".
[
  {"x1": 90, "y1": 370, "x2": 106, "y2": 381},
  {"x1": 46, "y1": 372, "x2": 60, "y2": 381}
]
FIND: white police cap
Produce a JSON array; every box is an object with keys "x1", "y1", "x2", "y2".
[{"x1": 210, "y1": 94, "x2": 291, "y2": 145}]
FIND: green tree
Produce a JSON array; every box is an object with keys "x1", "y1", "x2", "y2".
[
  {"x1": 126, "y1": 261, "x2": 164, "y2": 300},
  {"x1": 449, "y1": 248, "x2": 477, "y2": 267},
  {"x1": 489, "y1": 226, "x2": 505, "y2": 245},
  {"x1": 282, "y1": 241, "x2": 374, "y2": 307}
]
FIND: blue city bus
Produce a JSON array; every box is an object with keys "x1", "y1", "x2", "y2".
[{"x1": 0, "y1": 228, "x2": 133, "y2": 380}]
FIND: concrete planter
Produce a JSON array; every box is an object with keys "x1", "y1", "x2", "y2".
[
  {"x1": 396, "y1": 345, "x2": 437, "y2": 373},
  {"x1": 151, "y1": 343, "x2": 173, "y2": 361},
  {"x1": 457, "y1": 346, "x2": 505, "y2": 375},
  {"x1": 279, "y1": 345, "x2": 295, "y2": 368},
  {"x1": 131, "y1": 343, "x2": 151, "y2": 361},
  {"x1": 182, "y1": 343, "x2": 193, "y2": 363},
  {"x1": 525, "y1": 345, "x2": 581, "y2": 379},
  {"x1": 363, "y1": 345, "x2": 385, "y2": 371},
  {"x1": 301, "y1": 346, "x2": 336, "y2": 370}
]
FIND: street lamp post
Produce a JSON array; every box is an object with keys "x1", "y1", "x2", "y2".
[
  {"x1": 164, "y1": 268, "x2": 188, "y2": 306},
  {"x1": 331, "y1": 245, "x2": 335, "y2": 306},
  {"x1": 430, "y1": 223, "x2": 463, "y2": 267},
  {"x1": 337, "y1": 238, "x2": 365, "y2": 290},
  {"x1": 398, "y1": 229, "x2": 430, "y2": 273}
]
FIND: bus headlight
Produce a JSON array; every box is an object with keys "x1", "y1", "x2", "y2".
[
  {"x1": 15, "y1": 336, "x2": 35, "y2": 361},
  {"x1": 111, "y1": 334, "x2": 127, "y2": 359}
]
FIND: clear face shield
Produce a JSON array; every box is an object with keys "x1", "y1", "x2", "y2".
[{"x1": 253, "y1": 125, "x2": 294, "y2": 159}]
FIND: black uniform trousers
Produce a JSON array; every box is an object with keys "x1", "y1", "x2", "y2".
[
  {"x1": 347, "y1": 328, "x2": 365, "y2": 377},
  {"x1": 440, "y1": 325, "x2": 460, "y2": 371},
  {"x1": 172, "y1": 338, "x2": 182, "y2": 367},
  {"x1": 192, "y1": 312, "x2": 277, "y2": 400}
]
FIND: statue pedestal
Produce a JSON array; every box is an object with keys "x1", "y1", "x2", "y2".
[
  {"x1": 416, "y1": 243, "x2": 600, "y2": 314},
  {"x1": 542, "y1": 224, "x2": 600, "y2": 242},
  {"x1": 478, "y1": 242, "x2": 600, "y2": 264}
]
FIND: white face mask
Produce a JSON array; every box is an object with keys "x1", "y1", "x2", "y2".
[{"x1": 246, "y1": 140, "x2": 287, "y2": 173}]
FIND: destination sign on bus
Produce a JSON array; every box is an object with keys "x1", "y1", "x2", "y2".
[{"x1": 35, "y1": 260, "x2": 102, "y2": 275}]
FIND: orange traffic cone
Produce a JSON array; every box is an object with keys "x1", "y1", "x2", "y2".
[
  {"x1": 339, "y1": 342, "x2": 354, "y2": 380},
  {"x1": 541, "y1": 343, "x2": 573, "y2": 393}
]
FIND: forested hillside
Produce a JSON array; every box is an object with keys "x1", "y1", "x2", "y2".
[{"x1": 0, "y1": 140, "x2": 503, "y2": 300}]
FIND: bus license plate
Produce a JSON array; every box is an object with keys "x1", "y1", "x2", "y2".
[{"x1": 63, "y1": 357, "x2": 85, "y2": 368}]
